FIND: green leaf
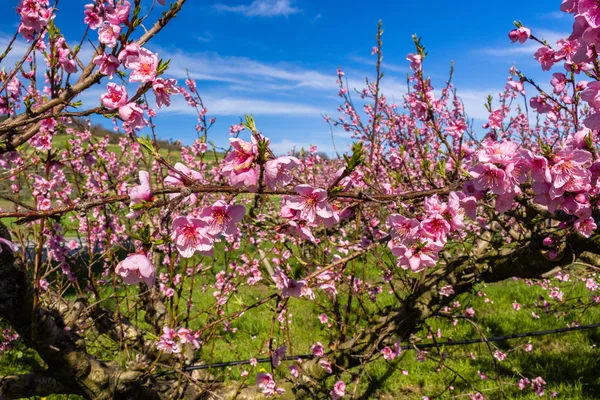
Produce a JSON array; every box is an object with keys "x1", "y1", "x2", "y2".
[
  {"x1": 157, "y1": 58, "x2": 171, "y2": 75},
  {"x1": 242, "y1": 114, "x2": 257, "y2": 132},
  {"x1": 137, "y1": 135, "x2": 157, "y2": 156}
]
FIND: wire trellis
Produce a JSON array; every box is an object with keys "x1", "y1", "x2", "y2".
[{"x1": 151, "y1": 322, "x2": 600, "y2": 378}]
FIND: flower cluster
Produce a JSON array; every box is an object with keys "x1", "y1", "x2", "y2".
[
  {"x1": 17, "y1": 0, "x2": 52, "y2": 40},
  {"x1": 157, "y1": 326, "x2": 201, "y2": 354},
  {"x1": 467, "y1": 135, "x2": 597, "y2": 237},
  {"x1": 171, "y1": 201, "x2": 246, "y2": 259},
  {"x1": 115, "y1": 253, "x2": 156, "y2": 287},
  {"x1": 387, "y1": 193, "x2": 466, "y2": 272}
]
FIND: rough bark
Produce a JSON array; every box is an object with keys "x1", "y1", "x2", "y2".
[{"x1": 0, "y1": 223, "x2": 161, "y2": 400}]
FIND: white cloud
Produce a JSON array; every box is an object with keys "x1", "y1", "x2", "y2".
[
  {"x1": 195, "y1": 32, "x2": 214, "y2": 43},
  {"x1": 454, "y1": 89, "x2": 497, "y2": 121},
  {"x1": 160, "y1": 48, "x2": 339, "y2": 92},
  {"x1": 349, "y1": 55, "x2": 408, "y2": 74},
  {"x1": 160, "y1": 94, "x2": 323, "y2": 117},
  {"x1": 541, "y1": 11, "x2": 569, "y2": 20},
  {"x1": 214, "y1": 0, "x2": 301, "y2": 17}
]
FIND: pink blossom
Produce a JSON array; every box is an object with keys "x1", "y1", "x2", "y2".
[
  {"x1": 420, "y1": 214, "x2": 451, "y2": 243},
  {"x1": 199, "y1": 200, "x2": 246, "y2": 237},
  {"x1": 264, "y1": 156, "x2": 300, "y2": 190},
  {"x1": 118, "y1": 42, "x2": 140, "y2": 68},
  {"x1": 84, "y1": 4, "x2": 103, "y2": 29},
  {"x1": 105, "y1": 0, "x2": 130, "y2": 25},
  {"x1": 311, "y1": 342, "x2": 325, "y2": 357},
  {"x1": 287, "y1": 185, "x2": 338, "y2": 227},
  {"x1": 126, "y1": 171, "x2": 152, "y2": 218},
  {"x1": 331, "y1": 381, "x2": 346, "y2": 399},
  {"x1": 439, "y1": 285, "x2": 454, "y2": 297},
  {"x1": 171, "y1": 216, "x2": 214, "y2": 258},
  {"x1": 530, "y1": 96, "x2": 553, "y2": 114},
  {"x1": 273, "y1": 268, "x2": 314, "y2": 299},
  {"x1": 575, "y1": 216, "x2": 597, "y2": 237},
  {"x1": 469, "y1": 163, "x2": 509, "y2": 195},
  {"x1": 93, "y1": 53, "x2": 120, "y2": 78},
  {"x1": 494, "y1": 350, "x2": 506, "y2": 361},
  {"x1": 37, "y1": 195, "x2": 51, "y2": 210},
  {"x1": 521, "y1": 150, "x2": 552, "y2": 183},
  {"x1": 507, "y1": 80, "x2": 525, "y2": 94},
  {"x1": 579, "y1": 0, "x2": 600, "y2": 28},
  {"x1": 98, "y1": 23, "x2": 121, "y2": 47},
  {"x1": 272, "y1": 345, "x2": 286, "y2": 367},
  {"x1": 157, "y1": 327, "x2": 180, "y2": 353},
  {"x1": 319, "y1": 359, "x2": 332, "y2": 373},
  {"x1": 387, "y1": 214, "x2": 419, "y2": 242},
  {"x1": 222, "y1": 138, "x2": 259, "y2": 190},
  {"x1": 129, "y1": 47, "x2": 158, "y2": 83},
  {"x1": 101, "y1": 83, "x2": 128, "y2": 109},
  {"x1": 115, "y1": 253, "x2": 155, "y2": 287},
  {"x1": 534, "y1": 46, "x2": 556, "y2": 71},
  {"x1": 391, "y1": 241, "x2": 442, "y2": 272},
  {"x1": 550, "y1": 72, "x2": 567, "y2": 93},
  {"x1": 17, "y1": 0, "x2": 52, "y2": 41},
  {"x1": 129, "y1": 171, "x2": 151, "y2": 202},
  {"x1": 256, "y1": 373, "x2": 278, "y2": 396},
  {"x1": 555, "y1": 38, "x2": 581, "y2": 62},
  {"x1": 119, "y1": 102, "x2": 145, "y2": 130},
  {"x1": 508, "y1": 27, "x2": 531, "y2": 44},
  {"x1": 583, "y1": 112, "x2": 600, "y2": 130},
  {"x1": 406, "y1": 53, "x2": 422, "y2": 70},
  {"x1": 581, "y1": 81, "x2": 600, "y2": 108},
  {"x1": 446, "y1": 191, "x2": 466, "y2": 230},
  {"x1": 0, "y1": 237, "x2": 17, "y2": 254},
  {"x1": 532, "y1": 376, "x2": 546, "y2": 396},
  {"x1": 561, "y1": 0, "x2": 577, "y2": 13},
  {"x1": 164, "y1": 162, "x2": 202, "y2": 205},
  {"x1": 152, "y1": 78, "x2": 178, "y2": 108},
  {"x1": 477, "y1": 139, "x2": 518, "y2": 165},
  {"x1": 518, "y1": 377, "x2": 531, "y2": 390},
  {"x1": 381, "y1": 346, "x2": 398, "y2": 361},
  {"x1": 177, "y1": 327, "x2": 200, "y2": 348}
]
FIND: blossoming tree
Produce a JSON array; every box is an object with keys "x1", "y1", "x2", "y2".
[{"x1": 1, "y1": 0, "x2": 600, "y2": 399}]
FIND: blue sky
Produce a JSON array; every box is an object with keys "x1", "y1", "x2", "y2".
[{"x1": 0, "y1": 0, "x2": 573, "y2": 155}]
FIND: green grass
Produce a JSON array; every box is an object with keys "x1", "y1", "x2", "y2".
[
  {"x1": 3, "y1": 277, "x2": 599, "y2": 399},
  {"x1": 0, "y1": 270, "x2": 600, "y2": 400}
]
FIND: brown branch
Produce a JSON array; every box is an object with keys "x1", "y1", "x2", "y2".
[{"x1": 0, "y1": 185, "x2": 454, "y2": 220}]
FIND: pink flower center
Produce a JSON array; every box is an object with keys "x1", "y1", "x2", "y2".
[
  {"x1": 482, "y1": 168, "x2": 502, "y2": 186},
  {"x1": 139, "y1": 61, "x2": 154, "y2": 76},
  {"x1": 233, "y1": 150, "x2": 253, "y2": 171},
  {"x1": 181, "y1": 224, "x2": 201, "y2": 245},
  {"x1": 211, "y1": 209, "x2": 230, "y2": 231},
  {"x1": 304, "y1": 193, "x2": 318, "y2": 206}
]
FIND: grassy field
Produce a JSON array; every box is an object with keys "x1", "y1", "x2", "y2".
[{"x1": 2, "y1": 271, "x2": 599, "y2": 399}]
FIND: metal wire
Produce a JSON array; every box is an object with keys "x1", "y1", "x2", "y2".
[{"x1": 151, "y1": 322, "x2": 600, "y2": 378}]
